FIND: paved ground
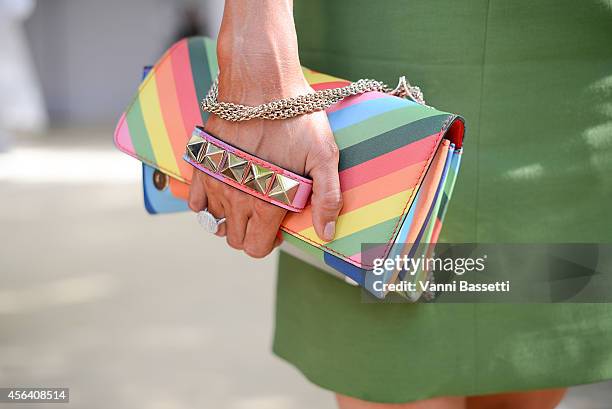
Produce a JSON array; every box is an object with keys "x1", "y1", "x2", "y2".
[{"x1": 0, "y1": 128, "x2": 610, "y2": 409}]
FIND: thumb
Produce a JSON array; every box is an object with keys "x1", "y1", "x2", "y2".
[{"x1": 309, "y1": 155, "x2": 343, "y2": 242}]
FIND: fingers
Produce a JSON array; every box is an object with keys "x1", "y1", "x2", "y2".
[
  {"x1": 188, "y1": 170, "x2": 208, "y2": 212},
  {"x1": 274, "y1": 231, "x2": 284, "y2": 248},
  {"x1": 309, "y1": 144, "x2": 343, "y2": 242},
  {"x1": 206, "y1": 196, "x2": 226, "y2": 237},
  {"x1": 189, "y1": 169, "x2": 285, "y2": 258},
  {"x1": 225, "y1": 206, "x2": 249, "y2": 250},
  {"x1": 202, "y1": 177, "x2": 227, "y2": 237},
  {"x1": 242, "y1": 201, "x2": 286, "y2": 258},
  {"x1": 221, "y1": 187, "x2": 251, "y2": 249}
]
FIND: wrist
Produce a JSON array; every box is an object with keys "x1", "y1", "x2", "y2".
[
  {"x1": 216, "y1": 40, "x2": 308, "y2": 103},
  {"x1": 216, "y1": 69, "x2": 309, "y2": 106},
  {"x1": 216, "y1": 0, "x2": 306, "y2": 104}
]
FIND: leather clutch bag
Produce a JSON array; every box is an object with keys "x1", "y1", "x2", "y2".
[{"x1": 114, "y1": 37, "x2": 466, "y2": 301}]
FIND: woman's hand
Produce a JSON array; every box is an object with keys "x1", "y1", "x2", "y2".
[
  {"x1": 189, "y1": 106, "x2": 342, "y2": 258},
  {"x1": 188, "y1": 0, "x2": 342, "y2": 258}
]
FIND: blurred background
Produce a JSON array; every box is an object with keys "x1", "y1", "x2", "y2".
[{"x1": 0, "y1": 1, "x2": 610, "y2": 408}]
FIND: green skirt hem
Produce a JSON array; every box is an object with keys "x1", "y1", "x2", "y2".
[{"x1": 273, "y1": 344, "x2": 612, "y2": 404}]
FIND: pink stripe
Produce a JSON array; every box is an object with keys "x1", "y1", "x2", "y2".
[
  {"x1": 346, "y1": 251, "x2": 362, "y2": 267},
  {"x1": 326, "y1": 91, "x2": 388, "y2": 114},
  {"x1": 113, "y1": 112, "x2": 134, "y2": 154},
  {"x1": 171, "y1": 39, "x2": 203, "y2": 136},
  {"x1": 348, "y1": 242, "x2": 388, "y2": 267},
  {"x1": 339, "y1": 133, "x2": 440, "y2": 191},
  {"x1": 156, "y1": 52, "x2": 194, "y2": 180},
  {"x1": 311, "y1": 81, "x2": 350, "y2": 91}
]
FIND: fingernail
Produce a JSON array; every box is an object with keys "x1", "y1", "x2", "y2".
[{"x1": 323, "y1": 221, "x2": 336, "y2": 241}]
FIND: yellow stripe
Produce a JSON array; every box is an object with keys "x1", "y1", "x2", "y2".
[
  {"x1": 297, "y1": 188, "x2": 415, "y2": 244},
  {"x1": 303, "y1": 68, "x2": 345, "y2": 85},
  {"x1": 138, "y1": 68, "x2": 154, "y2": 92},
  {"x1": 139, "y1": 78, "x2": 181, "y2": 176}
]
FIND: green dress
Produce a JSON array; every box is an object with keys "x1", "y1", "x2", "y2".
[{"x1": 273, "y1": 0, "x2": 612, "y2": 403}]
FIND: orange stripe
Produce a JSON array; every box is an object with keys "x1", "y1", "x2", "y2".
[
  {"x1": 430, "y1": 219, "x2": 443, "y2": 244},
  {"x1": 404, "y1": 141, "x2": 450, "y2": 244},
  {"x1": 282, "y1": 159, "x2": 427, "y2": 232},
  {"x1": 155, "y1": 56, "x2": 193, "y2": 180},
  {"x1": 169, "y1": 177, "x2": 190, "y2": 200}
]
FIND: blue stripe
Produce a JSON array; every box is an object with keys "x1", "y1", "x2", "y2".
[
  {"x1": 142, "y1": 164, "x2": 190, "y2": 214},
  {"x1": 324, "y1": 253, "x2": 366, "y2": 286},
  {"x1": 328, "y1": 96, "x2": 414, "y2": 132}
]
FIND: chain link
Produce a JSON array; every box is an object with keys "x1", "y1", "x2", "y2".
[{"x1": 200, "y1": 75, "x2": 427, "y2": 122}]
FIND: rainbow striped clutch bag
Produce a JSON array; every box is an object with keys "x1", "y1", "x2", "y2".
[{"x1": 114, "y1": 37, "x2": 465, "y2": 300}]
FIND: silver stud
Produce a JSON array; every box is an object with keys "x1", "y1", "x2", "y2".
[
  {"x1": 202, "y1": 143, "x2": 226, "y2": 172},
  {"x1": 268, "y1": 174, "x2": 300, "y2": 205},
  {"x1": 219, "y1": 152, "x2": 248, "y2": 182},
  {"x1": 186, "y1": 134, "x2": 206, "y2": 162},
  {"x1": 243, "y1": 163, "x2": 274, "y2": 194}
]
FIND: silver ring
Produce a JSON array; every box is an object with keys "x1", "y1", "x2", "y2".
[{"x1": 197, "y1": 208, "x2": 226, "y2": 234}]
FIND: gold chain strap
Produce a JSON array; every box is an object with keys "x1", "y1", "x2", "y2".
[{"x1": 200, "y1": 75, "x2": 427, "y2": 122}]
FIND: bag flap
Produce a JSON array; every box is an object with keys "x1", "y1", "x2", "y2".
[{"x1": 114, "y1": 36, "x2": 465, "y2": 269}]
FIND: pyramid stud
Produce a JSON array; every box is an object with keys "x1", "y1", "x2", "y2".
[
  {"x1": 243, "y1": 163, "x2": 274, "y2": 194},
  {"x1": 186, "y1": 134, "x2": 206, "y2": 162},
  {"x1": 219, "y1": 152, "x2": 248, "y2": 182},
  {"x1": 268, "y1": 174, "x2": 300, "y2": 205},
  {"x1": 202, "y1": 143, "x2": 226, "y2": 171}
]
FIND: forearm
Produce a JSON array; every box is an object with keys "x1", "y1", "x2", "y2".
[{"x1": 216, "y1": 0, "x2": 308, "y2": 103}]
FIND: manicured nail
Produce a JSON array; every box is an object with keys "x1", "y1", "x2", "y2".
[{"x1": 324, "y1": 221, "x2": 336, "y2": 241}]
